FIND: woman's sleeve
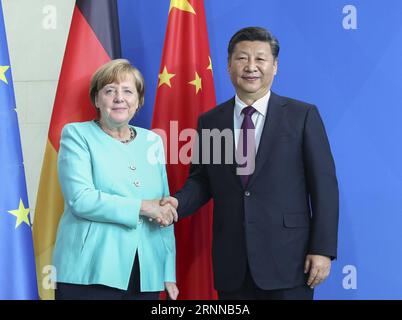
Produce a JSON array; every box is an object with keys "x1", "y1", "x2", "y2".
[
  {"x1": 157, "y1": 136, "x2": 176, "y2": 282},
  {"x1": 57, "y1": 124, "x2": 141, "y2": 229}
]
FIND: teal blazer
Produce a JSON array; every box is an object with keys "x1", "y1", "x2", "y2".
[{"x1": 53, "y1": 121, "x2": 175, "y2": 291}]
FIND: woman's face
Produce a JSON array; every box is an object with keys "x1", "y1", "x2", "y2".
[{"x1": 95, "y1": 74, "x2": 139, "y2": 127}]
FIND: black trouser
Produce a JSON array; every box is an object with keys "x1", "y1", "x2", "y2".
[
  {"x1": 55, "y1": 253, "x2": 160, "y2": 300},
  {"x1": 218, "y1": 264, "x2": 314, "y2": 300}
]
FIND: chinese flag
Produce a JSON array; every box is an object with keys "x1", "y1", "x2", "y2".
[
  {"x1": 151, "y1": 0, "x2": 217, "y2": 299},
  {"x1": 32, "y1": 0, "x2": 121, "y2": 300}
]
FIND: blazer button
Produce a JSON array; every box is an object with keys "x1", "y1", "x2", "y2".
[
  {"x1": 134, "y1": 181, "x2": 141, "y2": 187},
  {"x1": 129, "y1": 165, "x2": 136, "y2": 170},
  {"x1": 244, "y1": 191, "x2": 251, "y2": 197}
]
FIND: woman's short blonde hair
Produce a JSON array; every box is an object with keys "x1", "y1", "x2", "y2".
[{"x1": 89, "y1": 59, "x2": 145, "y2": 109}]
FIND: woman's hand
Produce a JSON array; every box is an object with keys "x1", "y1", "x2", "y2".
[
  {"x1": 165, "y1": 282, "x2": 179, "y2": 300},
  {"x1": 140, "y1": 199, "x2": 178, "y2": 226}
]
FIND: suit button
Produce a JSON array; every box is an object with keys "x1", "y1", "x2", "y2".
[
  {"x1": 129, "y1": 165, "x2": 136, "y2": 170},
  {"x1": 244, "y1": 191, "x2": 251, "y2": 197},
  {"x1": 134, "y1": 181, "x2": 141, "y2": 187}
]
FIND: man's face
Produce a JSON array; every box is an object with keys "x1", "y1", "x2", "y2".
[{"x1": 228, "y1": 40, "x2": 278, "y2": 102}]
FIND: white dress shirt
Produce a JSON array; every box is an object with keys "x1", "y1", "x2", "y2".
[{"x1": 234, "y1": 90, "x2": 270, "y2": 153}]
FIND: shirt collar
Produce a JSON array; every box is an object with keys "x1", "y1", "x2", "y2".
[{"x1": 234, "y1": 90, "x2": 271, "y2": 118}]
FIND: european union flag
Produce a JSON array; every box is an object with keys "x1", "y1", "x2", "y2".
[{"x1": 0, "y1": 5, "x2": 38, "y2": 299}]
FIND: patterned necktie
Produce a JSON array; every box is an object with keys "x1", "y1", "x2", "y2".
[{"x1": 237, "y1": 106, "x2": 257, "y2": 187}]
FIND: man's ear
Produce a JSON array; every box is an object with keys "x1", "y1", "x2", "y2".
[
  {"x1": 227, "y1": 55, "x2": 233, "y2": 73},
  {"x1": 273, "y1": 58, "x2": 278, "y2": 75}
]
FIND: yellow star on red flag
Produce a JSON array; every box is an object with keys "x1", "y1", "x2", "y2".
[
  {"x1": 169, "y1": 0, "x2": 196, "y2": 14},
  {"x1": 7, "y1": 199, "x2": 31, "y2": 228},
  {"x1": 189, "y1": 72, "x2": 202, "y2": 94},
  {"x1": 158, "y1": 66, "x2": 175, "y2": 88}
]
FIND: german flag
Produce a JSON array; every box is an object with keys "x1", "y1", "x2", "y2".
[{"x1": 32, "y1": 0, "x2": 121, "y2": 300}]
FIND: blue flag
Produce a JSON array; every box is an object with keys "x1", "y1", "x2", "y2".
[{"x1": 0, "y1": 5, "x2": 38, "y2": 299}]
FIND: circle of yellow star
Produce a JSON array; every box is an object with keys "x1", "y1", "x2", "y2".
[
  {"x1": 189, "y1": 72, "x2": 202, "y2": 94},
  {"x1": 7, "y1": 199, "x2": 31, "y2": 228},
  {"x1": 158, "y1": 66, "x2": 175, "y2": 88},
  {"x1": 0, "y1": 65, "x2": 10, "y2": 84}
]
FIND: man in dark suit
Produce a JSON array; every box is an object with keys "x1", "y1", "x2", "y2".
[{"x1": 162, "y1": 26, "x2": 339, "y2": 300}]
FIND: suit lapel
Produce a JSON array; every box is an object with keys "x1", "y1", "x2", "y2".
[
  {"x1": 213, "y1": 93, "x2": 286, "y2": 189},
  {"x1": 213, "y1": 98, "x2": 244, "y2": 187},
  {"x1": 247, "y1": 92, "x2": 286, "y2": 188}
]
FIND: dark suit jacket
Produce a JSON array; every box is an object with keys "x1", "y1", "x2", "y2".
[{"x1": 175, "y1": 92, "x2": 339, "y2": 292}]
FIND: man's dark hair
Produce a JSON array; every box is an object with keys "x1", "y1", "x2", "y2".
[{"x1": 228, "y1": 26, "x2": 280, "y2": 60}]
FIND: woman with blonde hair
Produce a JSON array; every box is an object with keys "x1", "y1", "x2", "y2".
[{"x1": 53, "y1": 59, "x2": 178, "y2": 300}]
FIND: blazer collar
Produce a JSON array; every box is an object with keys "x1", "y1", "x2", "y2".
[
  {"x1": 246, "y1": 91, "x2": 287, "y2": 188},
  {"x1": 211, "y1": 92, "x2": 287, "y2": 189},
  {"x1": 213, "y1": 98, "x2": 242, "y2": 187}
]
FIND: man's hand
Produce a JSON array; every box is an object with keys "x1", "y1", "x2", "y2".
[
  {"x1": 165, "y1": 282, "x2": 179, "y2": 300},
  {"x1": 140, "y1": 199, "x2": 178, "y2": 227},
  {"x1": 158, "y1": 201, "x2": 178, "y2": 225},
  {"x1": 304, "y1": 254, "x2": 331, "y2": 289},
  {"x1": 160, "y1": 196, "x2": 178, "y2": 210}
]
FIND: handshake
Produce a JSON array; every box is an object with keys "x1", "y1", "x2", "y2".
[{"x1": 140, "y1": 197, "x2": 179, "y2": 227}]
